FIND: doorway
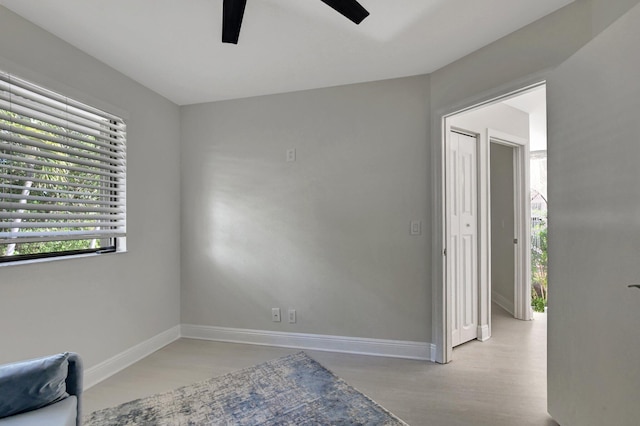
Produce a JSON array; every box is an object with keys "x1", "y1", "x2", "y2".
[
  {"x1": 442, "y1": 84, "x2": 545, "y2": 353},
  {"x1": 490, "y1": 143, "x2": 516, "y2": 315},
  {"x1": 488, "y1": 134, "x2": 531, "y2": 322}
]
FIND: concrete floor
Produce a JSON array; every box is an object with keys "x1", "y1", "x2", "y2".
[{"x1": 84, "y1": 304, "x2": 555, "y2": 425}]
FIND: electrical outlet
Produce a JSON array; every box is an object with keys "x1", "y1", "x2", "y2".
[
  {"x1": 288, "y1": 309, "x2": 296, "y2": 324},
  {"x1": 286, "y1": 148, "x2": 296, "y2": 162},
  {"x1": 272, "y1": 308, "x2": 281, "y2": 322}
]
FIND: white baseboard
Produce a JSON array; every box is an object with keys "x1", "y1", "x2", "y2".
[
  {"x1": 492, "y1": 291, "x2": 515, "y2": 316},
  {"x1": 181, "y1": 324, "x2": 434, "y2": 362},
  {"x1": 477, "y1": 324, "x2": 490, "y2": 341},
  {"x1": 83, "y1": 325, "x2": 433, "y2": 389},
  {"x1": 430, "y1": 343, "x2": 437, "y2": 362},
  {"x1": 84, "y1": 325, "x2": 181, "y2": 390}
]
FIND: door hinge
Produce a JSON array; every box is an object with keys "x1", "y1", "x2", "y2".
[
  {"x1": 443, "y1": 248, "x2": 447, "y2": 256},
  {"x1": 514, "y1": 238, "x2": 518, "y2": 244}
]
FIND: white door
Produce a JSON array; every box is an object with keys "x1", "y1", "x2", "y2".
[
  {"x1": 447, "y1": 130, "x2": 478, "y2": 347},
  {"x1": 547, "y1": 4, "x2": 640, "y2": 425}
]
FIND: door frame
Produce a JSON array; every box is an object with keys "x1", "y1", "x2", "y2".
[
  {"x1": 487, "y1": 130, "x2": 532, "y2": 322},
  {"x1": 433, "y1": 81, "x2": 544, "y2": 363}
]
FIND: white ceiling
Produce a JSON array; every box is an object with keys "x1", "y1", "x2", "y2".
[{"x1": 0, "y1": 0, "x2": 573, "y2": 105}]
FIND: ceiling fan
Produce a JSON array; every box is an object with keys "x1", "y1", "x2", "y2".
[{"x1": 222, "y1": 0, "x2": 370, "y2": 44}]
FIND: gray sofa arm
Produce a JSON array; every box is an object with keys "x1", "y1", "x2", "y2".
[
  {"x1": 0, "y1": 352, "x2": 83, "y2": 426},
  {"x1": 65, "y1": 353, "x2": 83, "y2": 426}
]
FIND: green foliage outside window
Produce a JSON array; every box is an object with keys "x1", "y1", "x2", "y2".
[
  {"x1": 1, "y1": 109, "x2": 111, "y2": 259},
  {"x1": 531, "y1": 218, "x2": 548, "y2": 312},
  {"x1": 0, "y1": 239, "x2": 98, "y2": 257}
]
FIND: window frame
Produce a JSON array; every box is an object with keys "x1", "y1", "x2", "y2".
[{"x1": 0, "y1": 71, "x2": 127, "y2": 263}]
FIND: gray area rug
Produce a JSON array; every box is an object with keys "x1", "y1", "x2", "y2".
[{"x1": 84, "y1": 351, "x2": 408, "y2": 425}]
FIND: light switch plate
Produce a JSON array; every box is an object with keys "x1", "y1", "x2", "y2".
[{"x1": 410, "y1": 220, "x2": 421, "y2": 235}]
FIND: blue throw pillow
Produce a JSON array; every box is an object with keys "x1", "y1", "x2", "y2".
[{"x1": 0, "y1": 352, "x2": 70, "y2": 418}]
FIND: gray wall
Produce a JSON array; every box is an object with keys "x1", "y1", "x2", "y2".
[
  {"x1": 429, "y1": 0, "x2": 640, "y2": 362},
  {"x1": 0, "y1": 8, "x2": 182, "y2": 368},
  {"x1": 547, "y1": 3, "x2": 640, "y2": 424},
  {"x1": 1, "y1": 0, "x2": 639, "y2": 403},
  {"x1": 180, "y1": 76, "x2": 431, "y2": 342},
  {"x1": 181, "y1": 0, "x2": 639, "y2": 352},
  {"x1": 429, "y1": 0, "x2": 640, "y2": 114},
  {"x1": 490, "y1": 144, "x2": 515, "y2": 312}
]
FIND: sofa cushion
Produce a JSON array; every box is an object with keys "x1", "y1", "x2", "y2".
[
  {"x1": 0, "y1": 352, "x2": 70, "y2": 418},
  {"x1": 0, "y1": 396, "x2": 76, "y2": 426}
]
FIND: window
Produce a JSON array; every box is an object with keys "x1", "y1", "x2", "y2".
[{"x1": 0, "y1": 71, "x2": 126, "y2": 262}]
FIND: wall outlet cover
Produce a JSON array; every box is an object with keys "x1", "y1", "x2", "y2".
[{"x1": 272, "y1": 308, "x2": 281, "y2": 322}]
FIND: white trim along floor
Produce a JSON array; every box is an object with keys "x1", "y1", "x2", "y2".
[{"x1": 84, "y1": 304, "x2": 554, "y2": 425}]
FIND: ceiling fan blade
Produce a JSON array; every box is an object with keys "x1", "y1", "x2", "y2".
[
  {"x1": 319, "y1": 0, "x2": 369, "y2": 24},
  {"x1": 222, "y1": 0, "x2": 247, "y2": 44}
]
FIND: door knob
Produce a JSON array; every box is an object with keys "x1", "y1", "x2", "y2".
[{"x1": 628, "y1": 284, "x2": 640, "y2": 289}]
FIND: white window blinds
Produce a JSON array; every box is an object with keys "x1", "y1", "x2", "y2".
[{"x1": 0, "y1": 71, "x2": 126, "y2": 252}]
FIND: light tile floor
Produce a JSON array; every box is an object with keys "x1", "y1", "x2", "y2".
[{"x1": 84, "y1": 304, "x2": 556, "y2": 425}]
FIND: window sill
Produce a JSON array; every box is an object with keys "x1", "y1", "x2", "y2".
[{"x1": 0, "y1": 249, "x2": 127, "y2": 268}]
